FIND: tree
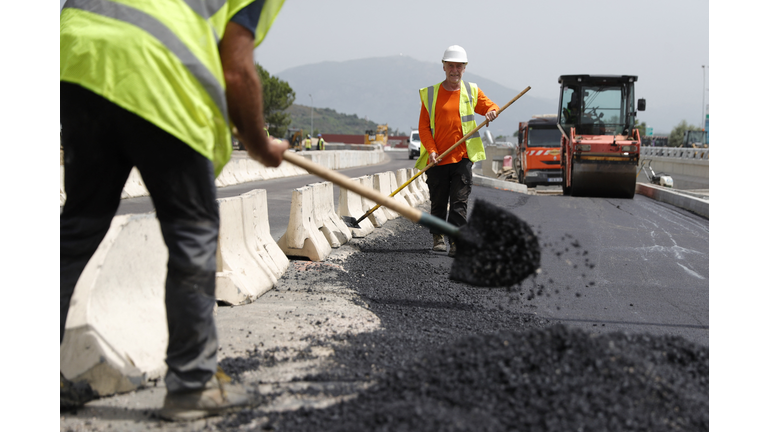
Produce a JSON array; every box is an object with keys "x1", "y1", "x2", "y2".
[
  {"x1": 635, "y1": 120, "x2": 647, "y2": 137},
  {"x1": 256, "y1": 64, "x2": 295, "y2": 138},
  {"x1": 668, "y1": 120, "x2": 698, "y2": 147}
]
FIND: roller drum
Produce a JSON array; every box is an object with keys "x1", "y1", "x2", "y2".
[{"x1": 570, "y1": 160, "x2": 636, "y2": 198}]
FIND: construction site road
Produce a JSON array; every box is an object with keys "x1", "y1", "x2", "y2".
[{"x1": 61, "y1": 167, "x2": 709, "y2": 431}]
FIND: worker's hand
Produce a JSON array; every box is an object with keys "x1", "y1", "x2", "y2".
[
  {"x1": 428, "y1": 152, "x2": 438, "y2": 165},
  {"x1": 485, "y1": 110, "x2": 498, "y2": 125},
  {"x1": 250, "y1": 138, "x2": 289, "y2": 168}
]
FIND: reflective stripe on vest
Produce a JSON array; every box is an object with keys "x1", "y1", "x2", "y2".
[
  {"x1": 60, "y1": 0, "x2": 284, "y2": 177},
  {"x1": 415, "y1": 80, "x2": 485, "y2": 169}
]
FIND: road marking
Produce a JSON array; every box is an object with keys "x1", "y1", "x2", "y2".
[{"x1": 676, "y1": 262, "x2": 706, "y2": 280}]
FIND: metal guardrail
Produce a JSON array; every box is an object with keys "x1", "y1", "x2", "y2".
[{"x1": 640, "y1": 146, "x2": 709, "y2": 160}]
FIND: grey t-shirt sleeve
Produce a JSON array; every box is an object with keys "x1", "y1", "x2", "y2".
[{"x1": 229, "y1": 0, "x2": 266, "y2": 36}]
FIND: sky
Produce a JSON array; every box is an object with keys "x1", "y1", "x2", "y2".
[{"x1": 254, "y1": 0, "x2": 710, "y2": 134}]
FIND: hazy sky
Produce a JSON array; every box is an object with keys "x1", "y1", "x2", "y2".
[{"x1": 254, "y1": 0, "x2": 710, "y2": 133}]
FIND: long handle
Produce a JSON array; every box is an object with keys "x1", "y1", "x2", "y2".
[
  {"x1": 282, "y1": 151, "x2": 460, "y2": 237},
  {"x1": 356, "y1": 86, "x2": 532, "y2": 224}
]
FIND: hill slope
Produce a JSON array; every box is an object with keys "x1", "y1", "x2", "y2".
[
  {"x1": 275, "y1": 55, "x2": 559, "y2": 140},
  {"x1": 285, "y1": 105, "x2": 387, "y2": 136}
]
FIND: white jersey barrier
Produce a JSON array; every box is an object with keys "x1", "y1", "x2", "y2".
[
  {"x1": 216, "y1": 190, "x2": 288, "y2": 305},
  {"x1": 313, "y1": 182, "x2": 353, "y2": 247},
  {"x1": 276, "y1": 185, "x2": 334, "y2": 261},
  {"x1": 408, "y1": 168, "x2": 429, "y2": 203},
  {"x1": 395, "y1": 168, "x2": 419, "y2": 207},
  {"x1": 60, "y1": 214, "x2": 168, "y2": 396},
  {"x1": 360, "y1": 175, "x2": 388, "y2": 228},
  {"x1": 338, "y1": 177, "x2": 376, "y2": 238},
  {"x1": 61, "y1": 190, "x2": 289, "y2": 396}
]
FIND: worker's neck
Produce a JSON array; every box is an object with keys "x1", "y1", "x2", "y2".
[{"x1": 442, "y1": 80, "x2": 461, "y2": 91}]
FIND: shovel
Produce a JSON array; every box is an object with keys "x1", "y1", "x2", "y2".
[
  {"x1": 282, "y1": 151, "x2": 540, "y2": 287},
  {"x1": 353, "y1": 86, "x2": 532, "y2": 226}
]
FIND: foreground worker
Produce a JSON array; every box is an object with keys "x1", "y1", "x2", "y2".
[
  {"x1": 60, "y1": 0, "x2": 288, "y2": 420},
  {"x1": 416, "y1": 45, "x2": 499, "y2": 257}
]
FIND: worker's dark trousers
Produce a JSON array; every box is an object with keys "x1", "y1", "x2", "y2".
[
  {"x1": 425, "y1": 158, "x2": 473, "y2": 237},
  {"x1": 60, "y1": 83, "x2": 219, "y2": 393}
]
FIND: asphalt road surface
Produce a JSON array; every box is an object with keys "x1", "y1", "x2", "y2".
[{"x1": 63, "y1": 153, "x2": 708, "y2": 431}]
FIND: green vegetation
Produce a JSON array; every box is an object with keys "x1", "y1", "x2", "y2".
[
  {"x1": 257, "y1": 65, "x2": 295, "y2": 138},
  {"x1": 668, "y1": 120, "x2": 700, "y2": 147},
  {"x1": 635, "y1": 120, "x2": 647, "y2": 137},
  {"x1": 286, "y1": 105, "x2": 405, "y2": 136}
]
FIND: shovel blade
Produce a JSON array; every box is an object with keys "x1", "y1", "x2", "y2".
[
  {"x1": 342, "y1": 215, "x2": 362, "y2": 229},
  {"x1": 449, "y1": 199, "x2": 540, "y2": 287}
]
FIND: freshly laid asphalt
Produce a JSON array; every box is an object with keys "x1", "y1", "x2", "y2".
[{"x1": 61, "y1": 179, "x2": 709, "y2": 431}]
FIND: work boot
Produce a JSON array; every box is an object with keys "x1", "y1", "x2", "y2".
[
  {"x1": 432, "y1": 234, "x2": 447, "y2": 252},
  {"x1": 159, "y1": 368, "x2": 261, "y2": 422},
  {"x1": 61, "y1": 372, "x2": 96, "y2": 412},
  {"x1": 448, "y1": 240, "x2": 457, "y2": 258}
]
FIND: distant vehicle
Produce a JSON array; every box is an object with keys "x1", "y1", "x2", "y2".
[
  {"x1": 407, "y1": 130, "x2": 421, "y2": 160},
  {"x1": 682, "y1": 130, "x2": 708, "y2": 148},
  {"x1": 516, "y1": 115, "x2": 563, "y2": 187},
  {"x1": 284, "y1": 128, "x2": 305, "y2": 150},
  {"x1": 364, "y1": 124, "x2": 389, "y2": 146},
  {"x1": 641, "y1": 135, "x2": 668, "y2": 147}
]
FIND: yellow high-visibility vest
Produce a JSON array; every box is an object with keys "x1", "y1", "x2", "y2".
[
  {"x1": 415, "y1": 80, "x2": 485, "y2": 170},
  {"x1": 60, "y1": 0, "x2": 284, "y2": 176}
]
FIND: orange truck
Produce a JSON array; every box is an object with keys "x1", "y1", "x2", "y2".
[{"x1": 515, "y1": 115, "x2": 563, "y2": 187}]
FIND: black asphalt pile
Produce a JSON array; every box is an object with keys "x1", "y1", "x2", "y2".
[
  {"x1": 450, "y1": 199, "x2": 541, "y2": 288},
  {"x1": 213, "y1": 201, "x2": 706, "y2": 431},
  {"x1": 247, "y1": 324, "x2": 708, "y2": 432}
]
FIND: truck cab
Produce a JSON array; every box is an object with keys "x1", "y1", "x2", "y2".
[
  {"x1": 407, "y1": 130, "x2": 421, "y2": 160},
  {"x1": 516, "y1": 115, "x2": 563, "y2": 187}
]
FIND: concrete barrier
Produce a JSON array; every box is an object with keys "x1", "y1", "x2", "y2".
[
  {"x1": 395, "y1": 168, "x2": 419, "y2": 207},
  {"x1": 636, "y1": 183, "x2": 709, "y2": 219},
  {"x1": 239, "y1": 189, "x2": 290, "y2": 277},
  {"x1": 338, "y1": 177, "x2": 375, "y2": 237},
  {"x1": 408, "y1": 168, "x2": 428, "y2": 203},
  {"x1": 313, "y1": 182, "x2": 353, "y2": 247},
  {"x1": 388, "y1": 171, "x2": 411, "y2": 212},
  {"x1": 411, "y1": 168, "x2": 430, "y2": 202},
  {"x1": 358, "y1": 175, "x2": 388, "y2": 228},
  {"x1": 120, "y1": 168, "x2": 149, "y2": 199},
  {"x1": 473, "y1": 173, "x2": 528, "y2": 194},
  {"x1": 372, "y1": 172, "x2": 398, "y2": 220},
  {"x1": 276, "y1": 185, "x2": 333, "y2": 261},
  {"x1": 60, "y1": 214, "x2": 167, "y2": 396},
  {"x1": 216, "y1": 190, "x2": 289, "y2": 304},
  {"x1": 61, "y1": 189, "x2": 290, "y2": 396}
]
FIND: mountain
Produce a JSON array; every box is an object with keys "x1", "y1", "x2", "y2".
[
  {"x1": 285, "y1": 104, "x2": 385, "y2": 136},
  {"x1": 274, "y1": 55, "x2": 558, "y2": 140}
]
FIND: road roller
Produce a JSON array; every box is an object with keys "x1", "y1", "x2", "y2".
[{"x1": 556, "y1": 75, "x2": 645, "y2": 198}]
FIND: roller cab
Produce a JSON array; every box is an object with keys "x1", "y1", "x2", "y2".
[{"x1": 556, "y1": 75, "x2": 645, "y2": 198}]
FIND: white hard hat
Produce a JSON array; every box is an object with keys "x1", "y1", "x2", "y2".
[{"x1": 442, "y1": 45, "x2": 468, "y2": 63}]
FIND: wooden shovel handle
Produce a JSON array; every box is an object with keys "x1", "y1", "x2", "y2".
[{"x1": 282, "y1": 151, "x2": 423, "y2": 223}]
